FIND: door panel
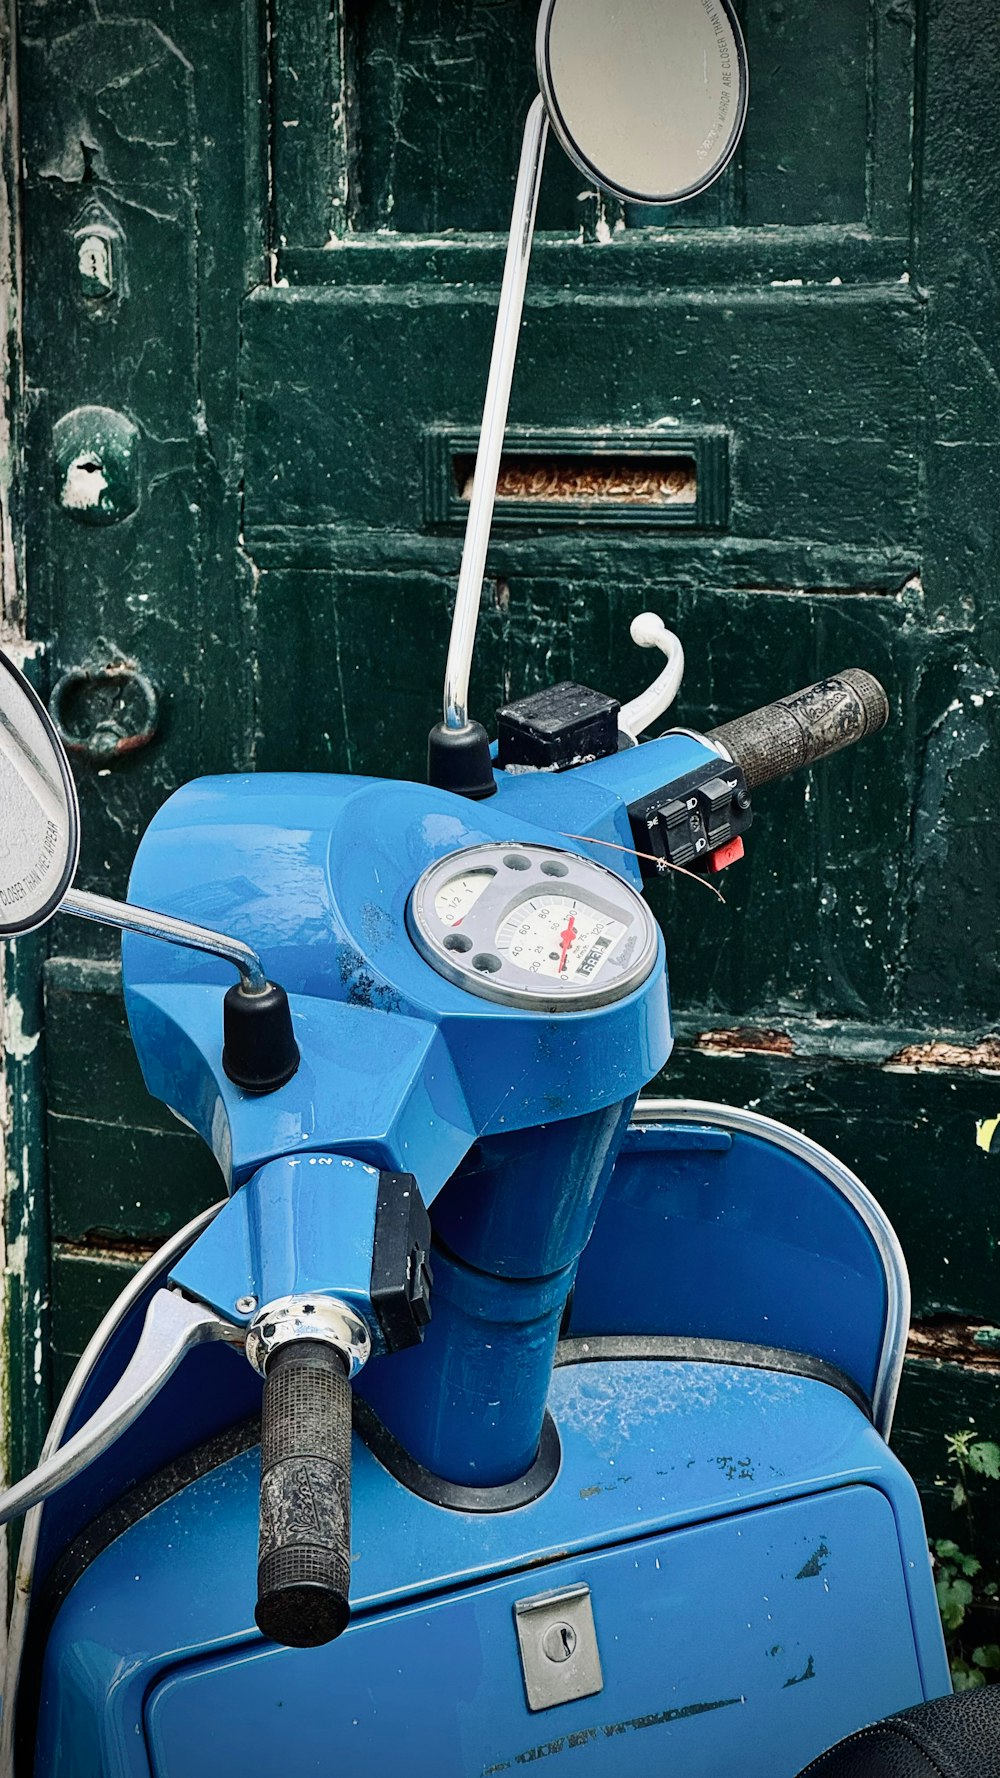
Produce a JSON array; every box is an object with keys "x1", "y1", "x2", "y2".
[
  {"x1": 16, "y1": 0, "x2": 265, "y2": 1440},
  {"x1": 241, "y1": 284, "x2": 923, "y2": 544}
]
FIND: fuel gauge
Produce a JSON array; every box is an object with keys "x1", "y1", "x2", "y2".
[{"x1": 433, "y1": 868, "x2": 495, "y2": 927}]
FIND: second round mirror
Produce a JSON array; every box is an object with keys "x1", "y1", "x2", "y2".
[
  {"x1": 536, "y1": 0, "x2": 748, "y2": 206},
  {"x1": 0, "y1": 650, "x2": 79, "y2": 936}
]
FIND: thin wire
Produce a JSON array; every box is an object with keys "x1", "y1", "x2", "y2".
[{"x1": 561, "y1": 833, "x2": 728, "y2": 904}]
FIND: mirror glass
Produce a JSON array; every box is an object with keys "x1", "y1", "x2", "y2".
[
  {"x1": 0, "y1": 650, "x2": 79, "y2": 936},
  {"x1": 537, "y1": 0, "x2": 748, "y2": 205}
]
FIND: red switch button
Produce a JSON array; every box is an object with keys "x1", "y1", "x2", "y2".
[{"x1": 706, "y1": 836, "x2": 745, "y2": 874}]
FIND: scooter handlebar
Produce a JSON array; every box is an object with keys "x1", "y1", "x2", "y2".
[
  {"x1": 255, "y1": 1340, "x2": 353, "y2": 1648},
  {"x1": 705, "y1": 668, "x2": 889, "y2": 791}
]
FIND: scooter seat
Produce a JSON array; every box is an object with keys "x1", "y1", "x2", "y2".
[{"x1": 797, "y1": 1687, "x2": 1000, "y2": 1776}]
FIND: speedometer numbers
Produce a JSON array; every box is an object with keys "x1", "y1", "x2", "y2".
[
  {"x1": 495, "y1": 896, "x2": 625, "y2": 983},
  {"x1": 408, "y1": 843, "x2": 658, "y2": 1011}
]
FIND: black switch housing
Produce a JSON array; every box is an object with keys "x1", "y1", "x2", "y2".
[
  {"x1": 497, "y1": 682, "x2": 621, "y2": 772},
  {"x1": 370, "y1": 1172, "x2": 433, "y2": 1353},
  {"x1": 628, "y1": 762, "x2": 753, "y2": 875}
]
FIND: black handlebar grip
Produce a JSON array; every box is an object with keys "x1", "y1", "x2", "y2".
[
  {"x1": 255, "y1": 1340, "x2": 353, "y2": 1648},
  {"x1": 705, "y1": 668, "x2": 889, "y2": 791}
]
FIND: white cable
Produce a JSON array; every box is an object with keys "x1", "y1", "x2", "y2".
[{"x1": 0, "y1": 1200, "x2": 224, "y2": 1776}]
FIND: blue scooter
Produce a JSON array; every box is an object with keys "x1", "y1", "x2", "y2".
[{"x1": 0, "y1": 1, "x2": 981, "y2": 1772}]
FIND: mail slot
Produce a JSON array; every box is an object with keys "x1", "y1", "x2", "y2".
[{"x1": 424, "y1": 426, "x2": 730, "y2": 530}]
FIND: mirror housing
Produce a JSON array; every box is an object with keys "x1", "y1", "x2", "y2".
[
  {"x1": 0, "y1": 649, "x2": 80, "y2": 935},
  {"x1": 536, "y1": 0, "x2": 748, "y2": 205}
]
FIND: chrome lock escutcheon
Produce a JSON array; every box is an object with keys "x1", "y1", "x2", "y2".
[{"x1": 514, "y1": 1583, "x2": 604, "y2": 1712}]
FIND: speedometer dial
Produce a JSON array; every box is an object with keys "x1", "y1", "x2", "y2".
[
  {"x1": 495, "y1": 896, "x2": 626, "y2": 983},
  {"x1": 408, "y1": 843, "x2": 658, "y2": 1011}
]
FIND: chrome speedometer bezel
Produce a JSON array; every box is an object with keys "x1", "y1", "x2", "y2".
[{"x1": 407, "y1": 842, "x2": 658, "y2": 1012}]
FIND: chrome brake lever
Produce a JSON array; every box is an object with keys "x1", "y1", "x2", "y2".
[{"x1": 0, "y1": 1288, "x2": 244, "y2": 1526}]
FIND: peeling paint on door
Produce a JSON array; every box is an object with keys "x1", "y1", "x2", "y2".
[{"x1": 975, "y1": 1115, "x2": 1000, "y2": 1156}]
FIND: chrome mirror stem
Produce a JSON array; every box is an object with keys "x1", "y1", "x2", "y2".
[
  {"x1": 61, "y1": 888, "x2": 270, "y2": 996},
  {"x1": 442, "y1": 93, "x2": 549, "y2": 733}
]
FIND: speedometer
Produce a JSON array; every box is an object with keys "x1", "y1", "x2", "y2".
[
  {"x1": 495, "y1": 895, "x2": 626, "y2": 983},
  {"x1": 408, "y1": 843, "x2": 658, "y2": 1011}
]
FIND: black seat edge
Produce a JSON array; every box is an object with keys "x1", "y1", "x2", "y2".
[{"x1": 797, "y1": 1687, "x2": 1000, "y2": 1778}]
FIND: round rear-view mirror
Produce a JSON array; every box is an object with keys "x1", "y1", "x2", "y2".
[
  {"x1": 0, "y1": 650, "x2": 79, "y2": 936},
  {"x1": 536, "y1": 0, "x2": 748, "y2": 205}
]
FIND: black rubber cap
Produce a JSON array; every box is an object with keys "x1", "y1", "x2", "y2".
[
  {"x1": 222, "y1": 981, "x2": 300, "y2": 1095},
  {"x1": 427, "y1": 720, "x2": 497, "y2": 799},
  {"x1": 255, "y1": 1578, "x2": 351, "y2": 1649}
]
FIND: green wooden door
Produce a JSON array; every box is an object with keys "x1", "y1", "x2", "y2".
[{"x1": 10, "y1": 0, "x2": 1000, "y2": 1543}]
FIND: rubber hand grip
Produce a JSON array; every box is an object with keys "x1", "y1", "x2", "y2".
[
  {"x1": 255, "y1": 1339, "x2": 353, "y2": 1648},
  {"x1": 706, "y1": 668, "x2": 889, "y2": 791}
]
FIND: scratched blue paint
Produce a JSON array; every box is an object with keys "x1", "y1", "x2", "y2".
[{"x1": 33, "y1": 1359, "x2": 949, "y2": 1776}]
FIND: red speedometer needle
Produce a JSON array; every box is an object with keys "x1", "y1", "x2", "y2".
[{"x1": 557, "y1": 914, "x2": 577, "y2": 974}]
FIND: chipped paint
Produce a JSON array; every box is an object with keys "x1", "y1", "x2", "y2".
[
  {"x1": 0, "y1": 0, "x2": 26, "y2": 1693},
  {"x1": 783, "y1": 1655, "x2": 816, "y2": 1687},
  {"x1": 975, "y1": 1115, "x2": 1000, "y2": 1154},
  {"x1": 884, "y1": 1038, "x2": 1000, "y2": 1074},
  {"x1": 795, "y1": 1543, "x2": 830, "y2": 1579},
  {"x1": 60, "y1": 451, "x2": 108, "y2": 511},
  {"x1": 2, "y1": 993, "x2": 37, "y2": 1062},
  {"x1": 54, "y1": 1235, "x2": 159, "y2": 1266},
  {"x1": 907, "y1": 1319, "x2": 1000, "y2": 1373},
  {"x1": 692, "y1": 1028, "x2": 796, "y2": 1058}
]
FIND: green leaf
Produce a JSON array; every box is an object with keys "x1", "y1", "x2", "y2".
[
  {"x1": 968, "y1": 1441, "x2": 1000, "y2": 1480},
  {"x1": 932, "y1": 1539, "x2": 980, "y2": 1578},
  {"x1": 936, "y1": 1574, "x2": 973, "y2": 1630},
  {"x1": 972, "y1": 1644, "x2": 1000, "y2": 1671},
  {"x1": 952, "y1": 1482, "x2": 967, "y2": 1509},
  {"x1": 953, "y1": 1665, "x2": 987, "y2": 1691}
]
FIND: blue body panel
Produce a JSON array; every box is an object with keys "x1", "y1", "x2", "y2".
[
  {"x1": 171, "y1": 1153, "x2": 384, "y2": 1340},
  {"x1": 128, "y1": 985, "x2": 477, "y2": 1195},
  {"x1": 573, "y1": 1121, "x2": 892, "y2": 1407},
  {"x1": 121, "y1": 746, "x2": 718, "y2": 1185},
  {"x1": 34, "y1": 1359, "x2": 949, "y2": 1778},
  {"x1": 145, "y1": 1492, "x2": 915, "y2": 1777}
]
